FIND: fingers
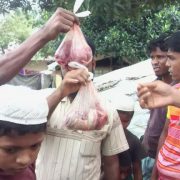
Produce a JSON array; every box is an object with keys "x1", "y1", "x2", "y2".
[
  {"x1": 137, "y1": 85, "x2": 149, "y2": 98},
  {"x1": 139, "y1": 98, "x2": 150, "y2": 109},
  {"x1": 66, "y1": 69, "x2": 90, "y2": 85},
  {"x1": 137, "y1": 83, "x2": 153, "y2": 109},
  {"x1": 56, "y1": 8, "x2": 79, "y2": 27},
  {"x1": 75, "y1": 69, "x2": 90, "y2": 85},
  {"x1": 57, "y1": 8, "x2": 75, "y2": 20},
  {"x1": 43, "y1": 7, "x2": 79, "y2": 40},
  {"x1": 59, "y1": 8, "x2": 79, "y2": 25},
  {"x1": 137, "y1": 82, "x2": 157, "y2": 97}
]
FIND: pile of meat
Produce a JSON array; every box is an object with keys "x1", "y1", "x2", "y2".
[
  {"x1": 55, "y1": 23, "x2": 92, "y2": 69},
  {"x1": 64, "y1": 81, "x2": 108, "y2": 130}
]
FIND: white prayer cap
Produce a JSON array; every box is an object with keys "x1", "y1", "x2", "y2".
[
  {"x1": 109, "y1": 94, "x2": 135, "y2": 111},
  {"x1": 0, "y1": 85, "x2": 49, "y2": 125}
]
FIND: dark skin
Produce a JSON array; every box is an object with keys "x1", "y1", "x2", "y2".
[
  {"x1": 103, "y1": 155, "x2": 120, "y2": 180},
  {"x1": 150, "y1": 47, "x2": 172, "y2": 84},
  {"x1": 117, "y1": 110, "x2": 143, "y2": 180},
  {"x1": 0, "y1": 8, "x2": 79, "y2": 85},
  {"x1": 137, "y1": 80, "x2": 180, "y2": 109}
]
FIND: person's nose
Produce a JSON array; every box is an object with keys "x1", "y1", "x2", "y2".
[
  {"x1": 16, "y1": 150, "x2": 32, "y2": 167},
  {"x1": 166, "y1": 58, "x2": 170, "y2": 67},
  {"x1": 151, "y1": 57, "x2": 158, "y2": 65}
]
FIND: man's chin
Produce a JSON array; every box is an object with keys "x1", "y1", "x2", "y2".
[
  {"x1": 155, "y1": 72, "x2": 162, "y2": 76},
  {"x1": 3, "y1": 168, "x2": 25, "y2": 175}
]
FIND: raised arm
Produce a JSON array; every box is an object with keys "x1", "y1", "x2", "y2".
[{"x1": 0, "y1": 8, "x2": 78, "y2": 85}]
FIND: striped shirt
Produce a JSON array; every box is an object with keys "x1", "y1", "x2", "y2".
[
  {"x1": 36, "y1": 98, "x2": 129, "y2": 180},
  {"x1": 157, "y1": 84, "x2": 180, "y2": 180}
]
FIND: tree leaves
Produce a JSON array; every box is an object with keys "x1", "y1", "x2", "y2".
[{"x1": 0, "y1": 0, "x2": 31, "y2": 14}]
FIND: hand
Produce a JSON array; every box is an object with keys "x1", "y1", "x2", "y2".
[
  {"x1": 137, "y1": 80, "x2": 174, "y2": 109},
  {"x1": 59, "y1": 68, "x2": 90, "y2": 98},
  {"x1": 42, "y1": 8, "x2": 79, "y2": 41}
]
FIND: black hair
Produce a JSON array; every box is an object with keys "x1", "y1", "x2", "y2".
[
  {"x1": 147, "y1": 34, "x2": 169, "y2": 54},
  {"x1": 0, "y1": 121, "x2": 46, "y2": 136},
  {"x1": 166, "y1": 31, "x2": 180, "y2": 53},
  {"x1": 84, "y1": 36, "x2": 96, "y2": 56}
]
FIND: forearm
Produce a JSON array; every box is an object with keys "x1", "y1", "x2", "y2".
[
  {"x1": 133, "y1": 162, "x2": 143, "y2": 180},
  {"x1": 0, "y1": 28, "x2": 48, "y2": 85},
  {"x1": 103, "y1": 155, "x2": 120, "y2": 180},
  {"x1": 171, "y1": 87, "x2": 180, "y2": 107},
  {"x1": 46, "y1": 87, "x2": 64, "y2": 118}
]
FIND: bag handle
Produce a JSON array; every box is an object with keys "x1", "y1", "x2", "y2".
[{"x1": 73, "y1": 0, "x2": 91, "y2": 17}]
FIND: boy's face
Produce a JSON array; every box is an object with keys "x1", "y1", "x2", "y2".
[
  {"x1": 117, "y1": 110, "x2": 134, "y2": 128},
  {"x1": 166, "y1": 51, "x2": 180, "y2": 82},
  {"x1": 0, "y1": 132, "x2": 45, "y2": 175},
  {"x1": 150, "y1": 47, "x2": 168, "y2": 77}
]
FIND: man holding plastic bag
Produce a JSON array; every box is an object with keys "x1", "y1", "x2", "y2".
[
  {"x1": 36, "y1": 37, "x2": 129, "y2": 180},
  {"x1": 36, "y1": 2, "x2": 128, "y2": 179},
  {"x1": 0, "y1": 8, "x2": 79, "y2": 85}
]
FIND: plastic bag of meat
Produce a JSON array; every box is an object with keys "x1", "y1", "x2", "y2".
[
  {"x1": 54, "y1": 23, "x2": 93, "y2": 70},
  {"x1": 63, "y1": 81, "x2": 108, "y2": 131}
]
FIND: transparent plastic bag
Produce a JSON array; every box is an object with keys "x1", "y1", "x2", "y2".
[
  {"x1": 54, "y1": 24, "x2": 93, "y2": 70},
  {"x1": 63, "y1": 81, "x2": 108, "y2": 130}
]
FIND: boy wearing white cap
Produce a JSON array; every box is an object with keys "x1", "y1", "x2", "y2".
[
  {"x1": 110, "y1": 94, "x2": 146, "y2": 180},
  {"x1": 0, "y1": 68, "x2": 89, "y2": 180}
]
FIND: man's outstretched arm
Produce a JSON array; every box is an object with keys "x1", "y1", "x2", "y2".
[{"x1": 0, "y1": 8, "x2": 78, "y2": 85}]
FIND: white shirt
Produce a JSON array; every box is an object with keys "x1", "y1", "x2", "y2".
[{"x1": 36, "y1": 97, "x2": 128, "y2": 180}]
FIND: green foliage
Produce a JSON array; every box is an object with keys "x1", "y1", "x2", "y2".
[
  {"x1": 0, "y1": 1, "x2": 179, "y2": 63},
  {"x1": 0, "y1": 8, "x2": 64, "y2": 59},
  {"x1": 37, "y1": 0, "x2": 179, "y2": 22},
  {"x1": 146, "y1": 5, "x2": 180, "y2": 40},
  {"x1": 32, "y1": 10, "x2": 65, "y2": 59},
  {"x1": 0, "y1": 0, "x2": 31, "y2": 14},
  {"x1": 81, "y1": 4, "x2": 180, "y2": 63},
  {"x1": 0, "y1": 9, "x2": 33, "y2": 52}
]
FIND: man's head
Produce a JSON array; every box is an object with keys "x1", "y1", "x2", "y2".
[
  {"x1": 110, "y1": 94, "x2": 135, "y2": 128},
  {"x1": 166, "y1": 31, "x2": 180, "y2": 82},
  {"x1": 148, "y1": 35, "x2": 169, "y2": 78},
  {"x1": 0, "y1": 85, "x2": 48, "y2": 175}
]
